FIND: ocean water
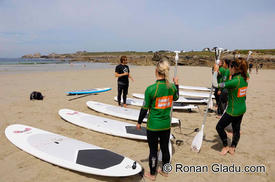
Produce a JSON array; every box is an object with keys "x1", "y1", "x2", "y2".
[{"x1": 0, "y1": 58, "x2": 114, "y2": 73}]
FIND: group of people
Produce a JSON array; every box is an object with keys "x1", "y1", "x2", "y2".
[
  {"x1": 115, "y1": 56, "x2": 248, "y2": 181},
  {"x1": 249, "y1": 62, "x2": 262, "y2": 74}
]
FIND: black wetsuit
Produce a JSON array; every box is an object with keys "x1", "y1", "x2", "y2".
[{"x1": 115, "y1": 64, "x2": 130, "y2": 105}]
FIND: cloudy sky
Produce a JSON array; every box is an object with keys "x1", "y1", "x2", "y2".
[{"x1": 0, "y1": 0, "x2": 274, "y2": 57}]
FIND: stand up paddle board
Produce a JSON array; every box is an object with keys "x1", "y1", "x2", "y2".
[
  {"x1": 5, "y1": 124, "x2": 142, "y2": 177},
  {"x1": 114, "y1": 96, "x2": 198, "y2": 110},
  {"x1": 179, "y1": 90, "x2": 214, "y2": 98},
  {"x1": 59, "y1": 109, "x2": 147, "y2": 140},
  {"x1": 86, "y1": 101, "x2": 180, "y2": 124},
  {"x1": 67, "y1": 88, "x2": 111, "y2": 95},
  {"x1": 114, "y1": 96, "x2": 143, "y2": 107},
  {"x1": 59, "y1": 109, "x2": 173, "y2": 162},
  {"x1": 132, "y1": 93, "x2": 208, "y2": 104},
  {"x1": 179, "y1": 85, "x2": 210, "y2": 91}
]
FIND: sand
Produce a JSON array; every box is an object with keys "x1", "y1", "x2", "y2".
[{"x1": 0, "y1": 66, "x2": 274, "y2": 182}]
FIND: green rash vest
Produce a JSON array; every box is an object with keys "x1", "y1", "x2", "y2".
[
  {"x1": 218, "y1": 67, "x2": 230, "y2": 83},
  {"x1": 142, "y1": 80, "x2": 179, "y2": 131},
  {"x1": 219, "y1": 74, "x2": 248, "y2": 116}
]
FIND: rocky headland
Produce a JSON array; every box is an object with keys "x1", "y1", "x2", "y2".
[{"x1": 22, "y1": 50, "x2": 275, "y2": 69}]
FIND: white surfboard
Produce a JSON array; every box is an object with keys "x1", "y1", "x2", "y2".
[
  {"x1": 132, "y1": 93, "x2": 208, "y2": 104},
  {"x1": 59, "y1": 109, "x2": 173, "y2": 161},
  {"x1": 179, "y1": 85, "x2": 210, "y2": 91},
  {"x1": 5, "y1": 124, "x2": 142, "y2": 177},
  {"x1": 59, "y1": 109, "x2": 147, "y2": 140},
  {"x1": 114, "y1": 96, "x2": 144, "y2": 107},
  {"x1": 179, "y1": 90, "x2": 215, "y2": 99},
  {"x1": 86, "y1": 101, "x2": 180, "y2": 124},
  {"x1": 114, "y1": 96, "x2": 198, "y2": 110}
]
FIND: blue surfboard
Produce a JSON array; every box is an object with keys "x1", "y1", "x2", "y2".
[{"x1": 67, "y1": 88, "x2": 111, "y2": 95}]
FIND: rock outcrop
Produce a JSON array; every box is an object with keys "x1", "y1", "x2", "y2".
[{"x1": 21, "y1": 51, "x2": 275, "y2": 69}]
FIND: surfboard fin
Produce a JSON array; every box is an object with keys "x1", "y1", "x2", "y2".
[{"x1": 132, "y1": 161, "x2": 136, "y2": 169}]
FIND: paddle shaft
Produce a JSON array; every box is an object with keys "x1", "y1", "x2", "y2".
[
  {"x1": 171, "y1": 51, "x2": 180, "y2": 131},
  {"x1": 191, "y1": 47, "x2": 222, "y2": 152}
]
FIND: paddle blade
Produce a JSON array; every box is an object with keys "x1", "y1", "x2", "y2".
[{"x1": 191, "y1": 128, "x2": 204, "y2": 152}]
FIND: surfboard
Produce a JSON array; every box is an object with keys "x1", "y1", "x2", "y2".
[
  {"x1": 179, "y1": 85, "x2": 210, "y2": 91},
  {"x1": 132, "y1": 93, "x2": 208, "y2": 104},
  {"x1": 179, "y1": 90, "x2": 215, "y2": 98},
  {"x1": 59, "y1": 109, "x2": 173, "y2": 162},
  {"x1": 59, "y1": 109, "x2": 147, "y2": 140},
  {"x1": 5, "y1": 124, "x2": 142, "y2": 177},
  {"x1": 67, "y1": 88, "x2": 111, "y2": 95},
  {"x1": 114, "y1": 96, "x2": 143, "y2": 107},
  {"x1": 114, "y1": 96, "x2": 198, "y2": 110},
  {"x1": 86, "y1": 101, "x2": 180, "y2": 124}
]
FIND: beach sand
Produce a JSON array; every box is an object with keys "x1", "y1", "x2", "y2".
[{"x1": 0, "y1": 66, "x2": 274, "y2": 182}]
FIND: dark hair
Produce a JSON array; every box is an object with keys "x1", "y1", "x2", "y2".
[
  {"x1": 224, "y1": 59, "x2": 231, "y2": 67},
  {"x1": 231, "y1": 58, "x2": 248, "y2": 81},
  {"x1": 120, "y1": 56, "x2": 127, "y2": 63}
]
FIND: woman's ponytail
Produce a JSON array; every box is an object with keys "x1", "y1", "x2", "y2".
[
  {"x1": 232, "y1": 58, "x2": 248, "y2": 81},
  {"x1": 156, "y1": 58, "x2": 170, "y2": 88}
]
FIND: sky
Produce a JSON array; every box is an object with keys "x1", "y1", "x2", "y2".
[{"x1": 0, "y1": 0, "x2": 275, "y2": 58}]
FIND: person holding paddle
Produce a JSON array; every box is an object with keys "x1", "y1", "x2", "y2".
[
  {"x1": 115, "y1": 56, "x2": 134, "y2": 107},
  {"x1": 216, "y1": 59, "x2": 231, "y2": 117},
  {"x1": 136, "y1": 58, "x2": 179, "y2": 181},
  {"x1": 212, "y1": 58, "x2": 248, "y2": 155}
]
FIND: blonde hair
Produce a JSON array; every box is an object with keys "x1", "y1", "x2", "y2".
[{"x1": 156, "y1": 58, "x2": 170, "y2": 87}]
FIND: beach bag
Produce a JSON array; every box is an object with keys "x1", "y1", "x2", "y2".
[{"x1": 30, "y1": 91, "x2": 44, "y2": 100}]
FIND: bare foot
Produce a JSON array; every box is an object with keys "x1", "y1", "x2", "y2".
[
  {"x1": 144, "y1": 171, "x2": 156, "y2": 181},
  {"x1": 220, "y1": 146, "x2": 230, "y2": 155},
  {"x1": 229, "y1": 147, "x2": 235, "y2": 155},
  {"x1": 158, "y1": 168, "x2": 168, "y2": 177},
  {"x1": 123, "y1": 104, "x2": 127, "y2": 108}
]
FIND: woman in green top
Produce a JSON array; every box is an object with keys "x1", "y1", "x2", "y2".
[
  {"x1": 217, "y1": 59, "x2": 231, "y2": 116},
  {"x1": 136, "y1": 58, "x2": 179, "y2": 180},
  {"x1": 212, "y1": 58, "x2": 248, "y2": 155}
]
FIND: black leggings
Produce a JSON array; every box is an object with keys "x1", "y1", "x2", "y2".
[
  {"x1": 217, "y1": 89, "x2": 228, "y2": 115},
  {"x1": 117, "y1": 84, "x2": 128, "y2": 105},
  {"x1": 147, "y1": 129, "x2": 170, "y2": 175},
  {"x1": 216, "y1": 112, "x2": 243, "y2": 147}
]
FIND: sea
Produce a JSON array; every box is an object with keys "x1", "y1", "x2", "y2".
[{"x1": 0, "y1": 58, "x2": 114, "y2": 73}]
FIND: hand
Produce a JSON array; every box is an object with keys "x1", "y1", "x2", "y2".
[
  {"x1": 213, "y1": 64, "x2": 219, "y2": 72},
  {"x1": 136, "y1": 124, "x2": 141, "y2": 130},
  {"x1": 124, "y1": 72, "x2": 129, "y2": 76},
  {"x1": 173, "y1": 77, "x2": 178, "y2": 85}
]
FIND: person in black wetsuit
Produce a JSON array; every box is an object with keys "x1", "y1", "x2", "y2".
[
  {"x1": 115, "y1": 56, "x2": 133, "y2": 107},
  {"x1": 248, "y1": 62, "x2": 253, "y2": 74}
]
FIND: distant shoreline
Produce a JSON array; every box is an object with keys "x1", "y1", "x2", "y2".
[{"x1": 0, "y1": 60, "x2": 114, "y2": 74}]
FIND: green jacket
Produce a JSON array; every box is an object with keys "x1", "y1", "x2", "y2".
[
  {"x1": 142, "y1": 79, "x2": 179, "y2": 131},
  {"x1": 220, "y1": 73, "x2": 248, "y2": 116}
]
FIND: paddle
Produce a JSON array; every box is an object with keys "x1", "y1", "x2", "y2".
[
  {"x1": 191, "y1": 47, "x2": 223, "y2": 152},
  {"x1": 246, "y1": 51, "x2": 253, "y2": 62},
  {"x1": 173, "y1": 51, "x2": 181, "y2": 131}
]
